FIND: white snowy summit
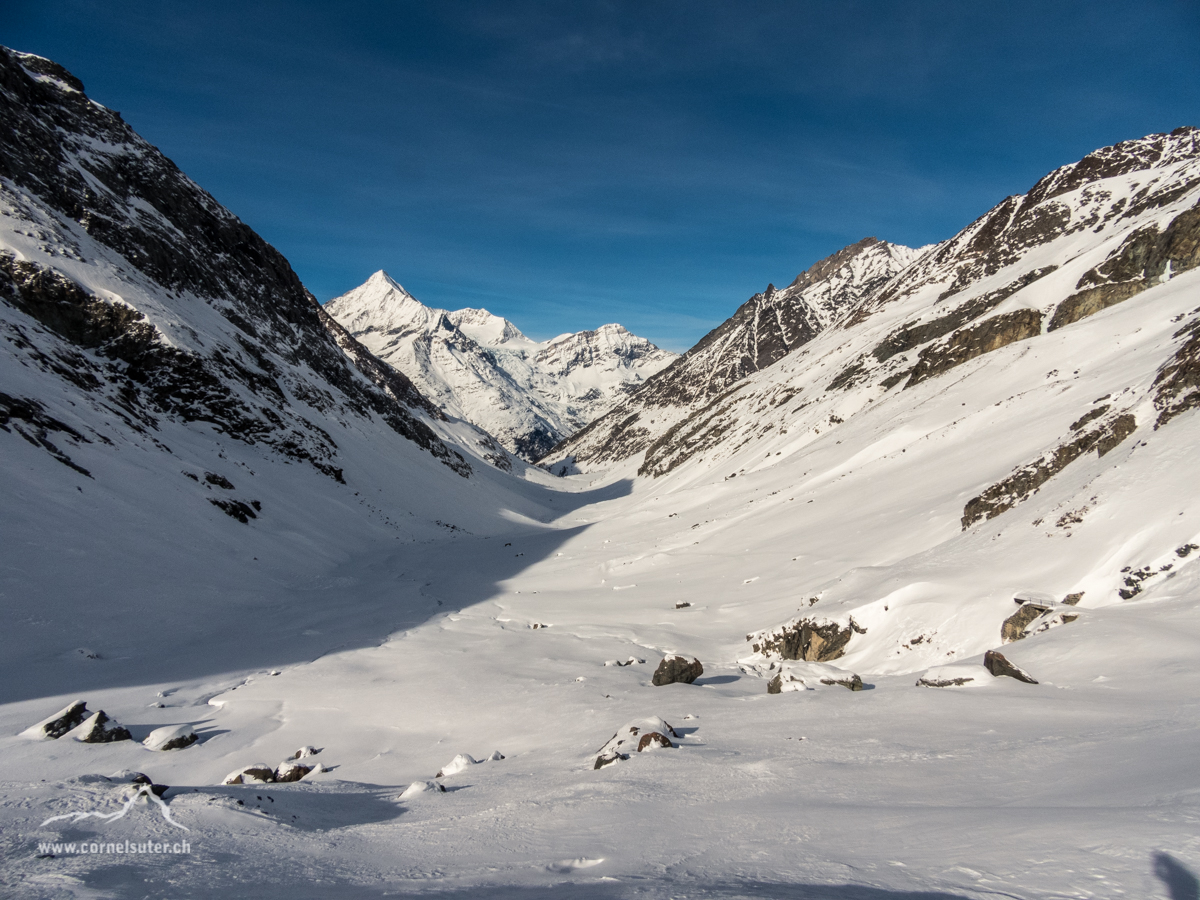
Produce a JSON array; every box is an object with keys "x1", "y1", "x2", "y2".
[{"x1": 324, "y1": 271, "x2": 675, "y2": 460}]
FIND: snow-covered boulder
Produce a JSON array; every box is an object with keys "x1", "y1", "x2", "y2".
[
  {"x1": 291, "y1": 745, "x2": 320, "y2": 759},
  {"x1": 222, "y1": 764, "x2": 275, "y2": 785},
  {"x1": 593, "y1": 716, "x2": 678, "y2": 769},
  {"x1": 65, "y1": 710, "x2": 131, "y2": 743},
  {"x1": 273, "y1": 760, "x2": 313, "y2": 783},
  {"x1": 983, "y1": 650, "x2": 1038, "y2": 684},
  {"x1": 765, "y1": 660, "x2": 863, "y2": 693},
  {"x1": 651, "y1": 655, "x2": 703, "y2": 686},
  {"x1": 436, "y1": 753, "x2": 478, "y2": 778},
  {"x1": 400, "y1": 780, "x2": 445, "y2": 798},
  {"x1": 20, "y1": 700, "x2": 88, "y2": 740},
  {"x1": 142, "y1": 724, "x2": 197, "y2": 751}
]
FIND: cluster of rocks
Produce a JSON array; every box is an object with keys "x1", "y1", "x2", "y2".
[
  {"x1": 767, "y1": 661, "x2": 864, "y2": 693},
  {"x1": 21, "y1": 700, "x2": 130, "y2": 743},
  {"x1": 746, "y1": 616, "x2": 865, "y2": 663},
  {"x1": 222, "y1": 747, "x2": 324, "y2": 785},
  {"x1": 21, "y1": 700, "x2": 206, "y2": 750},
  {"x1": 593, "y1": 717, "x2": 680, "y2": 770}
]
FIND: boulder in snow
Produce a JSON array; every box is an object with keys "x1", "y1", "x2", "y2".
[
  {"x1": 436, "y1": 753, "x2": 478, "y2": 778},
  {"x1": 1002, "y1": 600, "x2": 1052, "y2": 642},
  {"x1": 274, "y1": 760, "x2": 314, "y2": 782},
  {"x1": 65, "y1": 710, "x2": 132, "y2": 743},
  {"x1": 485, "y1": 750, "x2": 505, "y2": 761},
  {"x1": 652, "y1": 655, "x2": 703, "y2": 686},
  {"x1": 20, "y1": 699, "x2": 89, "y2": 740},
  {"x1": 983, "y1": 650, "x2": 1038, "y2": 684},
  {"x1": 291, "y1": 745, "x2": 321, "y2": 759},
  {"x1": 593, "y1": 716, "x2": 678, "y2": 768},
  {"x1": 400, "y1": 780, "x2": 446, "y2": 798},
  {"x1": 765, "y1": 660, "x2": 863, "y2": 693},
  {"x1": 748, "y1": 616, "x2": 863, "y2": 662},
  {"x1": 916, "y1": 666, "x2": 979, "y2": 688},
  {"x1": 636, "y1": 731, "x2": 673, "y2": 751},
  {"x1": 142, "y1": 724, "x2": 197, "y2": 751},
  {"x1": 222, "y1": 764, "x2": 275, "y2": 785}
]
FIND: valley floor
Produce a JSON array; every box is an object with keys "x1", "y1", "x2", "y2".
[{"x1": 1, "y1": 458, "x2": 1198, "y2": 899}]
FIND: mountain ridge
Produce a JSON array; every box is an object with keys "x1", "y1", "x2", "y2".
[{"x1": 325, "y1": 271, "x2": 676, "y2": 459}]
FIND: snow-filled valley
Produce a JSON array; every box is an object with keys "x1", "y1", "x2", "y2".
[{"x1": 2, "y1": 46, "x2": 1199, "y2": 900}]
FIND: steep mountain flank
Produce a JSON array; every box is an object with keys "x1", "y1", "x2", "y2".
[
  {"x1": 0, "y1": 46, "x2": 471, "y2": 482},
  {"x1": 325, "y1": 271, "x2": 675, "y2": 459},
  {"x1": 546, "y1": 128, "x2": 1200, "y2": 479},
  {"x1": 544, "y1": 238, "x2": 919, "y2": 470}
]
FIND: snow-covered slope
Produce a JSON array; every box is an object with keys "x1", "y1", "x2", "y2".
[
  {"x1": 2, "y1": 44, "x2": 1199, "y2": 899},
  {"x1": 546, "y1": 237, "x2": 922, "y2": 470},
  {"x1": 325, "y1": 271, "x2": 675, "y2": 460}
]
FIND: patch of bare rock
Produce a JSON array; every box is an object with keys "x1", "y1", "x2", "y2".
[{"x1": 652, "y1": 655, "x2": 703, "y2": 685}]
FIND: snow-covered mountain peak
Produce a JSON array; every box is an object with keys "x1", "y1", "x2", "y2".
[
  {"x1": 323, "y1": 269, "x2": 439, "y2": 337},
  {"x1": 447, "y1": 306, "x2": 532, "y2": 347},
  {"x1": 325, "y1": 273, "x2": 677, "y2": 459}
]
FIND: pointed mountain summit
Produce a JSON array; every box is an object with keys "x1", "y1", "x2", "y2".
[{"x1": 324, "y1": 275, "x2": 676, "y2": 460}]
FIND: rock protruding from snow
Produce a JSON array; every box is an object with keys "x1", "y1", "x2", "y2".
[
  {"x1": 65, "y1": 710, "x2": 131, "y2": 743},
  {"x1": 20, "y1": 700, "x2": 89, "y2": 740},
  {"x1": 916, "y1": 666, "x2": 980, "y2": 688},
  {"x1": 292, "y1": 746, "x2": 320, "y2": 759},
  {"x1": 222, "y1": 764, "x2": 276, "y2": 785},
  {"x1": 142, "y1": 724, "x2": 198, "y2": 751},
  {"x1": 274, "y1": 760, "x2": 314, "y2": 783},
  {"x1": 593, "y1": 716, "x2": 679, "y2": 768},
  {"x1": 749, "y1": 617, "x2": 863, "y2": 662},
  {"x1": 652, "y1": 655, "x2": 703, "y2": 686},
  {"x1": 983, "y1": 650, "x2": 1039, "y2": 684},
  {"x1": 763, "y1": 661, "x2": 864, "y2": 693}
]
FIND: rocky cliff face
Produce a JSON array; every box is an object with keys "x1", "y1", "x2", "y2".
[
  {"x1": 324, "y1": 272, "x2": 675, "y2": 460},
  {"x1": 543, "y1": 237, "x2": 920, "y2": 470},
  {"x1": 0, "y1": 46, "x2": 472, "y2": 485}
]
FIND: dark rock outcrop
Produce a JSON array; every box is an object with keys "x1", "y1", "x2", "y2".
[
  {"x1": 70, "y1": 710, "x2": 132, "y2": 743},
  {"x1": 983, "y1": 650, "x2": 1038, "y2": 684},
  {"x1": 749, "y1": 618, "x2": 856, "y2": 662},
  {"x1": 1050, "y1": 201, "x2": 1200, "y2": 331},
  {"x1": 1153, "y1": 315, "x2": 1200, "y2": 429},
  {"x1": 963, "y1": 412, "x2": 1137, "y2": 528},
  {"x1": 21, "y1": 699, "x2": 89, "y2": 739},
  {"x1": 651, "y1": 655, "x2": 704, "y2": 686},
  {"x1": 906, "y1": 309, "x2": 1043, "y2": 388},
  {"x1": 1001, "y1": 602, "x2": 1051, "y2": 643},
  {"x1": 0, "y1": 46, "x2": 469, "y2": 481}
]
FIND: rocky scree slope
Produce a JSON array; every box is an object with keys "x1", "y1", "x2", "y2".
[
  {"x1": 543, "y1": 237, "x2": 920, "y2": 471},
  {"x1": 325, "y1": 271, "x2": 675, "y2": 460}
]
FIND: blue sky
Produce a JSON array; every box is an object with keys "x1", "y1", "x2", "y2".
[{"x1": 6, "y1": 1, "x2": 1200, "y2": 350}]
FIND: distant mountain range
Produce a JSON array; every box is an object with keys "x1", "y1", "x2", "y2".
[{"x1": 324, "y1": 271, "x2": 675, "y2": 459}]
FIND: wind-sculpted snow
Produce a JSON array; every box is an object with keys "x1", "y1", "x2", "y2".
[{"x1": 325, "y1": 271, "x2": 675, "y2": 460}]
